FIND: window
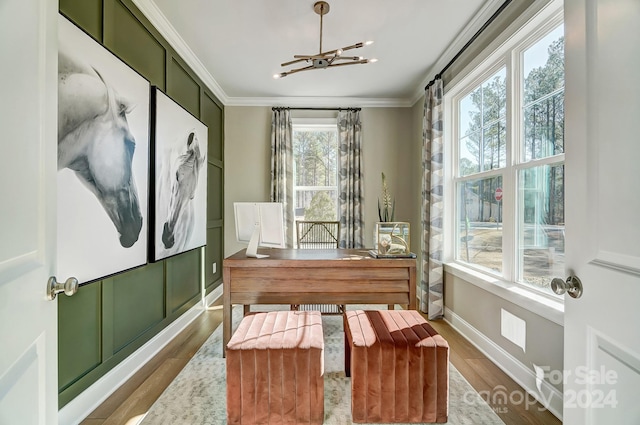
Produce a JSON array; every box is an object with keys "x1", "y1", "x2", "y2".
[
  {"x1": 449, "y1": 7, "x2": 564, "y2": 297},
  {"x1": 292, "y1": 119, "x2": 339, "y2": 223}
]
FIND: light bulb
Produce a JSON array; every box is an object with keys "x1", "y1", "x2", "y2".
[
  {"x1": 369, "y1": 58, "x2": 378, "y2": 63},
  {"x1": 273, "y1": 74, "x2": 281, "y2": 79},
  {"x1": 336, "y1": 49, "x2": 343, "y2": 56},
  {"x1": 365, "y1": 40, "x2": 374, "y2": 46}
]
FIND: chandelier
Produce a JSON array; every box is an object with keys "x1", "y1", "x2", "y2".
[{"x1": 273, "y1": 1, "x2": 376, "y2": 79}]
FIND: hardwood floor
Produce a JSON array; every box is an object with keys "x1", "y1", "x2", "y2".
[
  {"x1": 80, "y1": 302, "x2": 561, "y2": 425},
  {"x1": 426, "y1": 318, "x2": 561, "y2": 425}
]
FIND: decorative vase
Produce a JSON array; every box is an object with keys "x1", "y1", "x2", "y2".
[{"x1": 374, "y1": 222, "x2": 410, "y2": 255}]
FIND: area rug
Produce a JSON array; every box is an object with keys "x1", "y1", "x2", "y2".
[{"x1": 140, "y1": 306, "x2": 504, "y2": 424}]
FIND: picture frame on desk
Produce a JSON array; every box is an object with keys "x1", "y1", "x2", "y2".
[{"x1": 374, "y1": 221, "x2": 411, "y2": 256}]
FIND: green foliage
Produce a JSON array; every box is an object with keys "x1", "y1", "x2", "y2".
[
  {"x1": 460, "y1": 32, "x2": 565, "y2": 226},
  {"x1": 293, "y1": 130, "x2": 338, "y2": 187},
  {"x1": 523, "y1": 37, "x2": 565, "y2": 159},
  {"x1": 304, "y1": 191, "x2": 337, "y2": 221},
  {"x1": 378, "y1": 172, "x2": 395, "y2": 222}
]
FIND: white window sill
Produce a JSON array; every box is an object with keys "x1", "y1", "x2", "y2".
[{"x1": 444, "y1": 262, "x2": 564, "y2": 326}]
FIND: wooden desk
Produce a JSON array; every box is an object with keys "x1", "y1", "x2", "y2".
[{"x1": 222, "y1": 248, "x2": 416, "y2": 354}]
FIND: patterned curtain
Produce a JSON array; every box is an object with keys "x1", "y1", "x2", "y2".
[
  {"x1": 421, "y1": 79, "x2": 445, "y2": 319},
  {"x1": 337, "y1": 110, "x2": 364, "y2": 248},
  {"x1": 270, "y1": 109, "x2": 294, "y2": 247}
]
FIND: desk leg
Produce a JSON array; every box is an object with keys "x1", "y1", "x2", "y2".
[
  {"x1": 388, "y1": 304, "x2": 394, "y2": 310},
  {"x1": 409, "y1": 264, "x2": 417, "y2": 310},
  {"x1": 223, "y1": 265, "x2": 231, "y2": 358}
]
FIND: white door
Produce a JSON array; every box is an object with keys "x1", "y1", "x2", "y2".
[
  {"x1": 563, "y1": 0, "x2": 640, "y2": 423},
  {"x1": 0, "y1": 0, "x2": 59, "y2": 423}
]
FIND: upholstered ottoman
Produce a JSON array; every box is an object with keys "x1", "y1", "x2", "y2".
[
  {"x1": 344, "y1": 310, "x2": 449, "y2": 423},
  {"x1": 226, "y1": 310, "x2": 324, "y2": 425}
]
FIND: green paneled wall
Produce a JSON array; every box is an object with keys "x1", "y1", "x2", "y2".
[
  {"x1": 208, "y1": 165, "x2": 224, "y2": 221},
  {"x1": 59, "y1": 0, "x2": 103, "y2": 42},
  {"x1": 202, "y1": 92, "x2": 224, "y2": 162},
  {"x1": 110, "y1": 264, "x2": 165, "y2": 352},
  {"x1": 57, "y1": 0, "x2": 224, "y2": 408},
  {"x1": 105, "y1": 0, "x2": 166, "y2": 88},
  {"x1": 206, "y1": 227, "x2": 224, "y2": 289},
  {"x1": 168, "y1": 58, "x2": 201, "y2": 117},
  {"x1": 201, "y1": 87, "x2": 224, "y2": 291},
  {"x1": 58, "y1": 283, "x2": 102, "y2": 393},
  {"x1": 166, "y1": 249, "x2": 201, "y2": 314}
]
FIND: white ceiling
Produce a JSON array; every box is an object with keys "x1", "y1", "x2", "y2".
[{"x1": 138, "y1": 0, "x2": 501, "y2": 106}]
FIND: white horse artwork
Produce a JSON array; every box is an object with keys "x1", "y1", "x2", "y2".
[
  {"x1": 58, "y1": 48, "x2": 143, "y2": 248},
  {"x1": 155, "y1": 130, "x2": 206, "y2": 259},
  {"x1": 56, "y1": 15, "x2": 149, "y2": 284},
  {"x1": 152, "y1": 88, "x2": 207, "y2": 261}
]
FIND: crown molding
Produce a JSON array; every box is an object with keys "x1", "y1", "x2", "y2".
[
  {"x1": 131, "y1": 0, "x2": 230, "y2": 105},
  {"x1": 410, "y1": 0, "x2": 505, "y2": 106},
  {"x1": 226, "y1": 96, "x2": 414, "y2": 108}
]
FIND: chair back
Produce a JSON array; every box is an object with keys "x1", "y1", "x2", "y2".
[{"x1": 296, "y1": 221, "x2": 340, "y2": 249}]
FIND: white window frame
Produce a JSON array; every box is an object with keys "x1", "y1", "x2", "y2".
[
  {"x1": 291, "y1": 117, "x2": 340, "y2": 221},
  {"x1": 443, "y1": 0, "x2": 565, "y2": 323}
]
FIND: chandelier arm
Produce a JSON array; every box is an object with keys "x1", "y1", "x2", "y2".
[
  {"x1": 294, "y1": 54, "x2": 332, "y2": 60},
  {"x1": 339, "y1": 42, "x2": 365, "y2": 52},
  {"x1": 281, "y1": 58, "x2": 310, "y2": 67},
  {"x1": 327, "y1": 59, "x2": 369, "y2": 68},
  {"x1": 281, "y1": 65, "x2": 316, "y2": 78},
  {"x1": 332, "y1": 56, "x2": 363, "y2": 62},
  {"x1": 317, "y1": 48, "x2": 341, "y2": 57}
]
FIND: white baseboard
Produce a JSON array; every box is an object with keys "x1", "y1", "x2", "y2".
[
  {"x1": 58, "y1": 286, "x2": 223, "y2": 425},
  {"x1": 444, "y1": 307, "x2": 563, "y2": 420}
]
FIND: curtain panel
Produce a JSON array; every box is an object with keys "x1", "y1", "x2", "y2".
[
  {"x1": 337, "y1": 110, "x2": 364, "y2": 249},
  {"x1": 421, "y1": 79, "x2": 445, "y2": 319},
  {"x1": 270, "y1": 109, "x2": 294, "y2": 247}
]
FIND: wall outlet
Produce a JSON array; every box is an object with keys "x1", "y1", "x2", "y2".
[{"x1": 212, "y1": 263, "x2": 217, "y2": 274}]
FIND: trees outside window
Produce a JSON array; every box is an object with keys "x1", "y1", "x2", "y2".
[
  {"x1": 451, "y1": 18, "x2": 565, "y2": 296},
  {"x1": 292, "y1": 120, "x2": 339, "y2": 222}
]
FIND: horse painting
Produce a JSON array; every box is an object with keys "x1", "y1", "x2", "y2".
[
  {"x1": 58, "y1": 48, "x2": 143, "y2": 248},
  {"x1": 156, "y1": 130, "x2": 206, "y2": 257}
]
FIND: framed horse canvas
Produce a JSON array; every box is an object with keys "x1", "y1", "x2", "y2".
[
  {"x1": 150, "y1": 88, "x2": 208, "y2": 262},
  {"x1": 57, "y1": 15, "x2": 150, "y2": 284}
]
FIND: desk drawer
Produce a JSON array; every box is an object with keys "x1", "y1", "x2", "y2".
[{"x1": 231, "y1": 267, "x2": 410, "y2": 281}]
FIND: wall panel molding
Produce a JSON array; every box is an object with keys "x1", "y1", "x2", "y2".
[{"x1": 58, "y1": 0, "x2": 224, "y2": 410}]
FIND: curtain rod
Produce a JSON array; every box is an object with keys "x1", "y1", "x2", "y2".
[
  {"x1": 271, "y1": 107, "x2": 361, "y2": 111},
  {"x1": 425, "y1": 0, "x2": 513, "y2": 90}
]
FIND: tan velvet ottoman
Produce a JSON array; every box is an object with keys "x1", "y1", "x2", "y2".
[
  {"x1": 226, "y1": 310, "x2": 324, "y2": 425},
  {"x1": 344, "y1": 310, "x2": 449, "y2": 423}
]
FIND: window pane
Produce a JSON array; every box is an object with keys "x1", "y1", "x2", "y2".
[
  {"x1": 293, "y1": 126, "x2": 339, "y2": 222},
  {"x1": 294, "y1": 189, "x2": 338, "y2": 221},
  {"x1": 459, "y1": 88, "x2": 480, "y2": 137},
  {"x1": 293, "y1": 130, "x2": 338, "y2": 187},
  {"x1": 459, "y1": 133, "x2": 481, "y2": 175},
  {"x1": 523, "y1": 92, "x2": 564, "y2": 161},
  {"x1": 524, "y1": 25, "x2": 564, "y2": 101},
  {"x1": 482, "y1": 68, "x2": 506, "y2": 123},
  {"x1": 523, "y1": 25, "x2": 564, "y2": 161},
  {"x1": 457, "y1": 176, "x2": 503, "y2": 274},
  {"x1": 518, "y1": 164, "x2": 565, "y2": 294},
  {"x1": 458, "y1": 68, "x2": 506, "y2": 176},
  {"x1": 482, "y1": 118, "x2": 506, "y2": 171}
]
